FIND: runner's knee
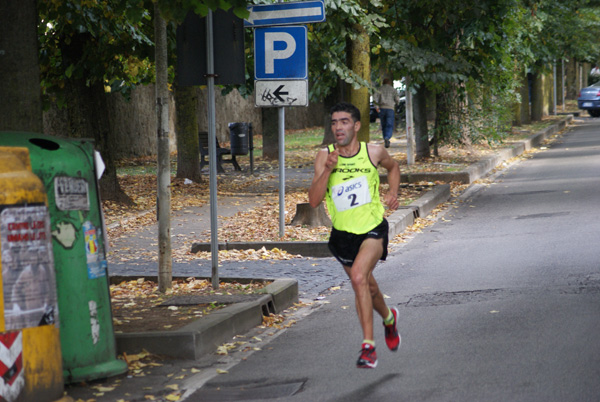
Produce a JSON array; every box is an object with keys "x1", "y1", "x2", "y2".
[{"x1": 350, "y1": 271, "x2": 368, "y2": 290}]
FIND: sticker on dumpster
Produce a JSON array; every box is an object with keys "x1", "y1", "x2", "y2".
[
  {"x1": 51, "y1": 221, "x2": 77, "y2": 249},
  {"x1": 83, "y1": 221, "x2": 107, "y2": 279},
  {"x1": 0, "y1": 205, "x2": 59, "y2": 331},
  {"x1": 89, "y1": 300, "x2": 100, "y2": 344},
  {"x1": 0, "y1": 331, "x2": 24, "y2": 402},
  {"x1": 54, "y1": 176, "x2": 90, "y2": 211}
]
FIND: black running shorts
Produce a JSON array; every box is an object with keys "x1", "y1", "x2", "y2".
[{"x1": 328, "y1": 219, "x2": 389, "y2": 267}]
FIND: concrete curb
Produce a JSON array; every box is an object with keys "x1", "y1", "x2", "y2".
[
  {"x1": 191, "y1": 240, "x2": 332, "y2": 258},
  {"x1": 115, "y1": 278, "x2": 298, "y2": 359},
  {"x1": 388, "y1": 184, "x2": 451, "y2": 238},
  {"x1": 400, "y1": 115, "x2": 573, "y2": 184}
]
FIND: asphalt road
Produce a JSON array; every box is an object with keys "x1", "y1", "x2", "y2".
[{"x1": 186, "y1": 116, "x2": 600, "y2": 402}]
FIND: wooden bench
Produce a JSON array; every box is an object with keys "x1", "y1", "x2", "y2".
[{"x1": 198, "y1": 131, "x2": 241, "y2": 173}]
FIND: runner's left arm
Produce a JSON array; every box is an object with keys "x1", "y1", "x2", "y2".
[{"x1": 372, "y1": 145, "x2": 400, "y2": 210}]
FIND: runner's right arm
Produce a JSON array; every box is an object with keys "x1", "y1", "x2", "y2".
[{"x1": 309, "y1": 148, "x2": 338, "y2": 208}]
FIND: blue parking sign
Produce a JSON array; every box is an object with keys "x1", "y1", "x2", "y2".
[{"x1": 255, "y1": 26, "x2": 307, "y2": 80}]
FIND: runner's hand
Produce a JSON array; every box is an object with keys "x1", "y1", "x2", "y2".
[
  {"x1": 325, "y1": 150, "x2": 338, "y2": 171},
  {"x1": 384, "y1": 192, "x2": 399, "y2": 211}
]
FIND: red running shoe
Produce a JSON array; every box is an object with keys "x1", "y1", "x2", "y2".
[
  {"x1": 384, "y1": 307, "x2": 401, "y2": 351},
  {"x1": 356, "y1": 344, "x2": 378, "y2": 369}
]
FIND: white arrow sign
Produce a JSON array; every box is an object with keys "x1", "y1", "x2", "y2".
[
  {"x1": 244, "y1": 0, "x2": 325, "y2": 27},
  {"x1": 255, "y1": 80, "x2": 308, "y2": 107}
]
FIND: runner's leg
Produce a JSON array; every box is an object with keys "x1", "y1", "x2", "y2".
[{"x1": 344, "y1": 237, "x2": 386, "y2": 341}]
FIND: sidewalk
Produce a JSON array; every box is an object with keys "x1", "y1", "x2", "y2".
[{"x1": 65, "y1": 115, "x2": 573, "y2": 401}]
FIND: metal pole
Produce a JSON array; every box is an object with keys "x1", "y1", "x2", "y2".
[
  {"x1": 249, "y1": 123, "x2": 254, "y2": 174},
  {"x1": 405, "y1": 76, "x2": 414, "y2": 165},
  {"x1": 278, "y1": 107, "x2": 285, "y2": 238},
  {"x1": 276, "y1": 0, "x2": 285, "y2": 239},
  {"x1": 562, "y1": 59, "x2": 565, "y2": 112},
  {"x1": 553, "y1": 62, "x2": 557, "y2": 115},
  {"x1": 155, "y1": 6, "x2": 172, "y2": 293},
  {"x1": 206, "y1": 10, "x2": 219, "y2": 289}
]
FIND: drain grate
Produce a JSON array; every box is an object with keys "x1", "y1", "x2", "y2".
[
  {"x1": 396, "y1": 206, "x2": 420, "y2": 218},
  {"x1": 404, "y1": 288, "x2": 508, "y2": 307},
  {"x1": 194, "y1": 380, "x2": 305, "y2": 401},
  {"x1": 515, "y1": 211, "x2": 570, "y2": 219},
  {"x1": 506, "y1": 190, "x2": 556, "y2": 196}
]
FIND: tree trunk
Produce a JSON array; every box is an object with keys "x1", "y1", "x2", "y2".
[
  {"x1": 582, "y1": 62, "x2": 591, "y2": 88},
  {"x1": 531, "y1": 70, "x2": 544, "y2": 121},
  {"x1": 426, "y1": 88, "x2": 436, "y2": 121},
  {"x1": 62, "y1": 75, "x2": 132, "y2": 204},
  {"x1": 565, "y1": 59, "x2": 578, "y2": 100},
  {"x1": 261, "y1": 107, "x2": 279, "y2": 160},
  {"x1": 290, "y1": 202, "x2": 331, "y2": 227},
  {"x1": 520, "y1": 68, "x2": 531, "y2": 124},
  {"x1": 544, "y1": 68, "x2": 554, "y2": 115},
  {"x1": 414, "y1": 84, "x2": 430, "y2": 160},
  {"x1": 556, "y1": 60, "x2": 564, "y2": 109},
  {"x1": 348, "y1": 20, "x2": 370, "y2": 143},
  {"x1": 433, "y1": 89, "x2": 453, "y2": 156},
  {"x1": 0, "y1": 0, "x2": 42, "y2": 132},
  {"x1": 59, "y1": 31, "x2": 132, "y2": 204},
  {"x1": 175, "y1": 84, "x2": 202, "y2": 182},
  {"x1": 513, "y1": 66, "x2": 530, "y2": 126},
  {"x1": 457, "y1": 83, "x2": 470, "y2": 146}
]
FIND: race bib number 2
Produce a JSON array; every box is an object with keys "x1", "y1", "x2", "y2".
[{"x1": 331, "y1": 176, "x2": 371, "y2": 212}]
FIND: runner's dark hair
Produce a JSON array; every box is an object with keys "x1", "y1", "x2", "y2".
[{"x1": 330, "y1": 102, "x2": 361, "y2": 123}]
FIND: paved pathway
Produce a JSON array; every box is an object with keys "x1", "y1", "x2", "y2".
[{"x1": 107, "y1": 166, "x2": 348, "y2": 299}]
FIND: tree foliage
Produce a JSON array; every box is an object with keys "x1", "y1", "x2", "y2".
[
  {"x1": 34, "y1": 0, "x2": 600, "y2": 165},
  {"x1": 38, "y1": 0, "x2": 155, "y2": 108},
  {"x1": 528, "y1": 0, "x2": 600, "y2": 66},
  {"x1": 369, "y1": 0, "x2": 586, "y2": 145}
]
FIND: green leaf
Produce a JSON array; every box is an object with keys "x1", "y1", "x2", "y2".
[
  {"x1": 65, "y1": 64, "x2": 75, "y2": 78},
  {"x1": 233, "y1": 6, "x2": 250, "y2": 20},
  {"x1": 194, "y1": 3, "x2": 209, "y2": 16}
]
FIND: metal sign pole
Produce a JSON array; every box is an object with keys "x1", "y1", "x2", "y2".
[
  {"x1": 278, "y1": 106, "x2": 285, "y2": 238},
  {"x1": 405, "y1": 76, "x2": 414, "y2": 165},
  {"x1": 206, "y1": 10, "x2": 219, "y2": 289},
  {"x1": 249, "y1": 0, "x2": 324, "y2": 239},
  {"x1": 553, "y1": 61, "x2": 557, "y2": 115},
  {"x1": 562, "y1": 59, "x2": 566, "y2": 112}
]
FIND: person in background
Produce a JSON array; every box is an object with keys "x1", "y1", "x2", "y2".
[{"x1": 373, "y1": 78, "x2": 400, "y2": 148}]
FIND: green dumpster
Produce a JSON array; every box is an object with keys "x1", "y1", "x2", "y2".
[{"x1": 0, "y1": 132, "x2": 128, "y2": 383}]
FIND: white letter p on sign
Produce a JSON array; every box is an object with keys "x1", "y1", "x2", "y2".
[{"x1": 264, "y1": 32, "x2": 296, "y2": 74}]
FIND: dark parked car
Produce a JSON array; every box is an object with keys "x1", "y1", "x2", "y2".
[
  {"x1": 578, "y1": 82, "x2": 600, "y2": 117},
  {"x1": 369, "y1": 102, "x2": 379, "y2": 122},
  {"x1": 395, "y1": 95, "x2": 406, "y2": 120}
]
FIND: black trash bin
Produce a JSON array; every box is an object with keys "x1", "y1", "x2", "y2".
[{"x1": 228, "y1": 122, "x2": 251, "y2": 156}]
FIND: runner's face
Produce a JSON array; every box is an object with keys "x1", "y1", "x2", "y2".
[{"x1": 331, "y1": 111, "x2": 359, "y2": 146}]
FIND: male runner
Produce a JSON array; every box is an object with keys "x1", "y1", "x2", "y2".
[{"x1": 308, "y1": 102, "x2": 401, "y2": 368}]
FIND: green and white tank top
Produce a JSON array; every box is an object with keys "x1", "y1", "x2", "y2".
[{"x1": 326, "y1": 142, "x2": 384, "y2": 234}]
